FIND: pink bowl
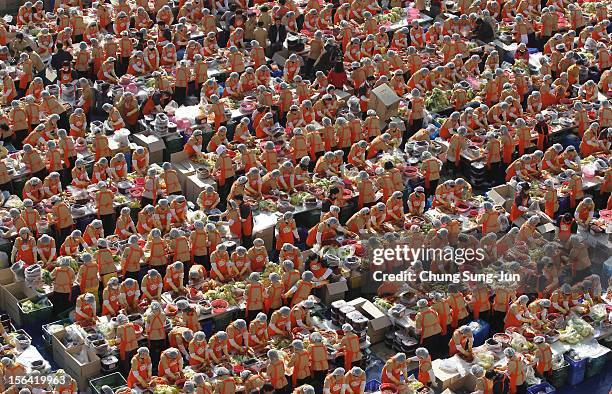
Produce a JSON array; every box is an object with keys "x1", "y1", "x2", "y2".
[
  {"x1": 125, "y1": 83, "x2": 138, "y2": 94},
  {"x1": 176, "y1": 119, "x2": 191, "y2": 129}
]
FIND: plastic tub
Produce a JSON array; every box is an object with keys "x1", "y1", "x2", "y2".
[
  {"x1": 585, "y1": 353, "x2": 607, "y2": 378},
  {"x1": 471, "y1": 319, "x2": 490, "y2": 347},
  {"x1": 527, "y1": 382, "x2": 555, "y2": 394},
  {"x1": 564, "y1": 355, "x2": 587, "y2": 385},
  {"x1": 18, "y1": 297, "x2": 53, "y2": 328},
  {"x1": 41, "y1": 318, "x2": 72, "y2": 346},
  {"x1": 365, "y1": 380, "x2": 380, "y2": 392},
  {"x1": 89, "y1": 372, "x2": 127, "y2": 394}
]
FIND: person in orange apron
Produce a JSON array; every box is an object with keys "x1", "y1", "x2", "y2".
[
  {"x1": 275, "y1": 211, "x2": 298, "y2": 253},
  {"x1": 188, "y1": 331, "x2": 209, "y2": 370},
  {"x1": 11, "y1": 227, "x2": 36, "y2": 266},
  {"x1": 140, "y1": 268, "x2": 163, "y2": 304},
  {"x1": 509, "y1": 183, "x2": 531, "y2": 222},
  {"x1": 157, "y1": 348, "x2": 183, "y2": 385},
  {"x1": 415, "y1": 299, "x2": 442, "y2": 355},
  {"x1": 50, "y1": 257, "x2": 75, "y2": 314},
  {"x1": 336, "y1": 324, "x2": 362, "y2": 371},
  {"x1": 115, "y1": 313, "x2": 139, "y2": 374},
  {"x1": 287, "y1": 339, "x2": 311, "y2": 388},
  {"x1": 168, "y1": 325, "x2": 193, "y2": 360},
  {"x1": 448, "y1": 284, "x2": 468, "y2": 329},
  {"x1": 75, "y1": 292, "x2": 96, "y2": 326},
  {"x1": 344, "y1": 367, "x2": 366, "y2": 394},
  {"x1": 226, "y1": 318, "x2": 249, "y2": 354},
  {"x1": 430, "y1": 292, "x2": 451, "y2": 337},
  {"x1": 550, "y1": 284, "x2": 572, "y2": 315},
  {"x1": 504, "y1": 295, "x2": 531, "y2": 329},
  {"x1": 230, "y1": 246, "x2": 251, "y2": 280},
  {"x1": 207, "y1": 331, "x2": 230, "y2": 364},
  {"x1": 101, "y1": 276, "x2": 121, "y2": 317},
  {"x1": 266, "y1": 349, "x2": 289, "y2": 392},
  {"x1": 381, "y1": 353, "x2": 408, "y2": 386},
  {"x1": 127, "y1": 347, "x2": 152, "y2": 389},
  {"x1": 53, "y1": 369, "x2": 78, "y2": 394},
  {"x1": 144, "y1": 301, "x2": 168, "y2": 359},
  {"x1": 471, "y1": 365, "x2": 493, "y2": 394},
  {"x1": 214, "y1": 367, "x2": 237, "y2": 394},
  {"x1": 114, "y1": 207, "x2": 136, "y2": 240},
  {"x1": 245, "y1": 272, "x2": 264, "y2": 322},
  {"x1": 410, "y1": 348, "x2": 437, "y2": 388},
  {"x1": 504, "y1": 347, "x2": 527, "y2": 394},
  {"x1": 210, "y1": 243, "x2": 231, "y2": 282},
  {"x1": 556, "y1": 213, "x2": 575, "y2": 246},
  {"x1": 284, "y1": 271, "x2": 315, "y2": 307},
  {"x1": 448, "y1": 325, "x2": 473, "y2": 357},
  {"x1": 163, "y1": 261, "x2": 185, "y2": 293},
  {"x1": 247, "y1": 312, "x2": 269, "y2": 350},
  {"x1": 96, "y1": 238, "x2": 117, "y2": 286},
  {"x1": 268, "y1": 306, "x2": 291, "y2": 338}
]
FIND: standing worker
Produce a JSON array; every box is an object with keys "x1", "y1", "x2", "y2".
[
  {"x1": 144, "y1": 301, "x2": 167, "y2": 367},
  {"x1": 337, "y1": 324, "x2": 362, "y2": 371},
  {"x1": 308, "y1": 332, "x2": 329, "y2": 392},
  {"x1": 77, "y1": 253, "x2": 99, "y2": 304},
  {"x1": 50, "y1": 256, "x2": 75, "y2": 314},
  {"x1": 415, "y1": 299, "x2": 442, "y2": 356},
  {"x1": 115, "y1": 313, "x2": 138, "y2": 374},
  {"x1": 503, "y1": 347, "x2": 527, "y2": 394},
  {"x1": 245, "y1": 272, "x2": 264, "y2": 322},
  {"x1": 533, "y1": 336, "x2": 553, "y2": 377},
  {"x1": 95, "y1": 181, "x2": 116, "y2": 236},
  {"x1": 288, "y1": 339, "x2": 311, "y2": 389},
  {"x1": 266, "y1": 349, "x2": 288, "y2": 393}
]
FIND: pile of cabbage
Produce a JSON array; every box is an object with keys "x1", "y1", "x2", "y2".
[{"x1": 559, "y1": 318, "x2": 594, "y2": 344}]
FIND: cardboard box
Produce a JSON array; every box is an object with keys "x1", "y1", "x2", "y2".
[
  {"x1": 432, "y1": 358, "x2": 477, "y2": 391},
  {"x1": 108, "y1": 139, "x2": 133, "y2": 157},
  {"x1": 487, "y1": 184, "x2": 516, "y2": 211},
  {"x1": 0, "y1": 268, "x2": 16, "y2": 311},
  {"x1": 63, "y1": 345, "x2": 101, "y2": 391},
  {"x1": 0, "y1": 268, "x2": 13, "y2": 285},
  {"x1": 172, "y1": 157, "x2": 197, "y2": 194},
  {"x1": 133, "y1": 133, "x2": 165, "y2": 164},
  {"x1": 2, "y1": 282, "x2": 36, "y2": 326},
  {"x1": 186, "y1": 174, "x2": 217, "y2": 204},
  {"x1": 51, "y1": 329, "x2": 69, "y2": 368},
  {"x1": 347, "y1": 297, "x2": 391, "y2": 344},
  {"x1": 321, "y1": 280, "x2": 348, "y2": 305},
  {"x1": 368, "y1": 84, "x2": 401, "y2": 121},
  {"x1": 253, "y1": 223, "x2": 274, "y2": 251},
  {"x1": 537, "y1": 222, "x2": 557, "y2": 240},
  {"x1": 346, "y1": 271, "x2": 363, "y2": 290}
]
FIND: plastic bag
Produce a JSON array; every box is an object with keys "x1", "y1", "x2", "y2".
[
  {"x1": 74, "y1": 346, "x2": 90, "y2": 364},
  {"x1": 524, "y1": 365, "x2": 541, "y2": 385}
]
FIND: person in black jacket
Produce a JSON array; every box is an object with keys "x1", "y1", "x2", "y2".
[
  {"x1": 267, "y1": 17, "x2": 287, "y2": 57},
  {"x1": 51, "y1": 43, "x2": 73, "y2": 72},
  {"x1": 473, "y1": 18, "x2": 495, "y2": 43}
]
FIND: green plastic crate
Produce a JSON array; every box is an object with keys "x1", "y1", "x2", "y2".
[
  {"x1": 89, "y1": 372, "x2": 127, "y2": 394},
  {"x1": 212, "y1": 310, "x2": 235, "y2": 332},
  {"x1": 585, "y1": 353, "x2": 607, "y2": 378},
  {"x1": 18, "y1": 296, "x2": 53, "y2": 328},
  {"x1": 42, "y1": 318, "x2": 73, "y2": 346},
  {"x1": 548, "y1": 361, "x2": 569, "y2": 389}
]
